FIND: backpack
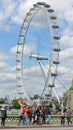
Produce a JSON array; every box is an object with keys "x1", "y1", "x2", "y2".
[{"x1": 61, "y1": 113, "x2": 65, "y2": 118}]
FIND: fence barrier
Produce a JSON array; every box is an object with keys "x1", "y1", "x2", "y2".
[{"x1": 0, "y1": 115, "x2": 73, "y2": 126}]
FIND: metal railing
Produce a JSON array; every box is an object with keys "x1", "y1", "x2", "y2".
[{"x1": 0, "y1": 115, "x2": 73, "y2": 126}]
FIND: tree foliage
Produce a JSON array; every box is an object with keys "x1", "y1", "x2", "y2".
[{"x1": 12, "y1": 99, "x2": 20, "y2": 109}]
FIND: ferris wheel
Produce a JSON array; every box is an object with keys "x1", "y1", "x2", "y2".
[{"x1": 16, "y1": 2, "x2": 60, "y2": 105}]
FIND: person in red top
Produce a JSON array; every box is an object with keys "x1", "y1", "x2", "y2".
[
  {"x1": 23, "y1": 106, "x2": 30, "y2": 125},
  {"x1": 24, "y1": 106, "x2": 29, "y2": 116}
]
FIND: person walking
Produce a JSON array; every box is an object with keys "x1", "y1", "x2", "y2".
[
  {"x1": 23, "y1": 105, "x2": 30, "y2": 125},
  {"x1": 66, "y1": 106, "x2": 72, "y2": 125},
  {"x1": 18, "y1": 99, "x2": 26, "y2": 125},
  {"x1": 18, "y1": 105, "x2": 26, "y2": 125},
  {"x1": 0, "y1": 105, "x2": 7, "y2": 127},
  {"x1": 44, "y1": 105, "x2": 51, "y2": 124}
]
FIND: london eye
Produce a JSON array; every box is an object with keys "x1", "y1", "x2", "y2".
[{"x1": 16, "y1": 2, "x2": 60, "y2": 105}]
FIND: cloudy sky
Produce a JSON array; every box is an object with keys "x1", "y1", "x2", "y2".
[{"x1": 0, "y1": 0, "x2": 73, "y2": 101}]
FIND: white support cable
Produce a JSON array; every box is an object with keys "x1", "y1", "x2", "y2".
[
  {"x1": 52, "y1": 88, "x2": 60, "y2": 103},
  {"x1": 38, "y1": 60, "x2": 50, "y2": 96},
  {"x1": 56, "y1": 77, "x2": 67, "y2": 91},
  {"x1": 38, "y1": 60, "x2": 46, "y2": 81},
  {"x1": 45, "y1": 65, "x2": 66, "y2": 91},
  {"x1": 38, "y1": 60, "x2": 61, "y2": 104}
]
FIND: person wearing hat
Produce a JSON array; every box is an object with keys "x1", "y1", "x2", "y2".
[{"x1": 0, "y1": 105, "x2": 7, "y2": 127}]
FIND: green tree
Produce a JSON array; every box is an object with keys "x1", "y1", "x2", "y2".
[
  {"x1": 54, "y1": 102, "x2": 60, "y2": 110},
  {"x1": 12, "y1": 99, "x2": 20, "y2": 109}
]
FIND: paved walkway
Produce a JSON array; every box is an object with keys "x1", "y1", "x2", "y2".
[
  {"x1": 0, "y1": 127, "x2": 73, "y2": 130},
  {"x1": 0, "y1": 123, "x2": 73, "y2": 129}
]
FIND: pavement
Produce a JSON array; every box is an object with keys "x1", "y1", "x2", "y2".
[{"x1": 0, "y1": 123, "x2": 73, "y2": 129}]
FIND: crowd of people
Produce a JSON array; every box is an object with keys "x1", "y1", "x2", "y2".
[
  {"x1": 60, "y1": 106, "x2": 72, "y2": 125},
  {"x1": 0, "y1": 100, "x2": 72, "y2": 127},
  {"x1": 17, "y1": 99, "x2": 73, "y2": 126},
  {"x1": 17, "y1": 104, "x2": 51, "y2": 125}
]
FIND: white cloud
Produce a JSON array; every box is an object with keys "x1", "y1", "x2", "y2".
[
  {"x1": 58, "y1": 66, "x2": 70, "y2": 74},
  {"x1": 0, "y1": 52, "x2": 8, "y2": 61},
  {"x1": 0, "y1": 61, "x2": 8, "y2": 68},
  {"x1": 10, "y1": 46, "x2": 17, "y2": 54},
  {"x1": 62, "y1": 28, "x2": 73, "y2": 37},
  {"x1": 60, "y1": 48, "x2": 73, "y2": 59},
  {"x1": 24, "y1": 43, "x2": 37, "y2": 55},
  {"x1": 60, "y1": 36, "x2": 73, "y2": 47},
  {"x1": 65, "y1": 9, "x2": 73, "y2": 26},
  {"x1": 6, "y1": 73, "x2": 16, "y2": 80},
  {"x1": 10, "y1": 43, "x2": 37, "y2": 55},
  {"x1": 0, "y1": 0, "x2": 16, "y2": 22}
]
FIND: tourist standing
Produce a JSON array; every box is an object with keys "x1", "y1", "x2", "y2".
[
  {"x1": 0, "y1": 105, "x2": 7, "y2": 127},
  {"x1": 66, "y1": 106, "x2": 72, "y2": 125},
  {"x1": 18, "y1": 105, "x2": 26, "y2": 125},
  {"x1": 44, "y1": 105, "x2": 51, "y2": 124},
  {"x1": 23, "y1": 105, "x2": 30, "y2": 125},
  {"x1": 60, "y1": 108, "x2": 65, "y2": 125}
]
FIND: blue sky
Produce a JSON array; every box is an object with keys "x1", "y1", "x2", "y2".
[{"x1": 0, "y1": 0, "x2": 73, "y2": 101}]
